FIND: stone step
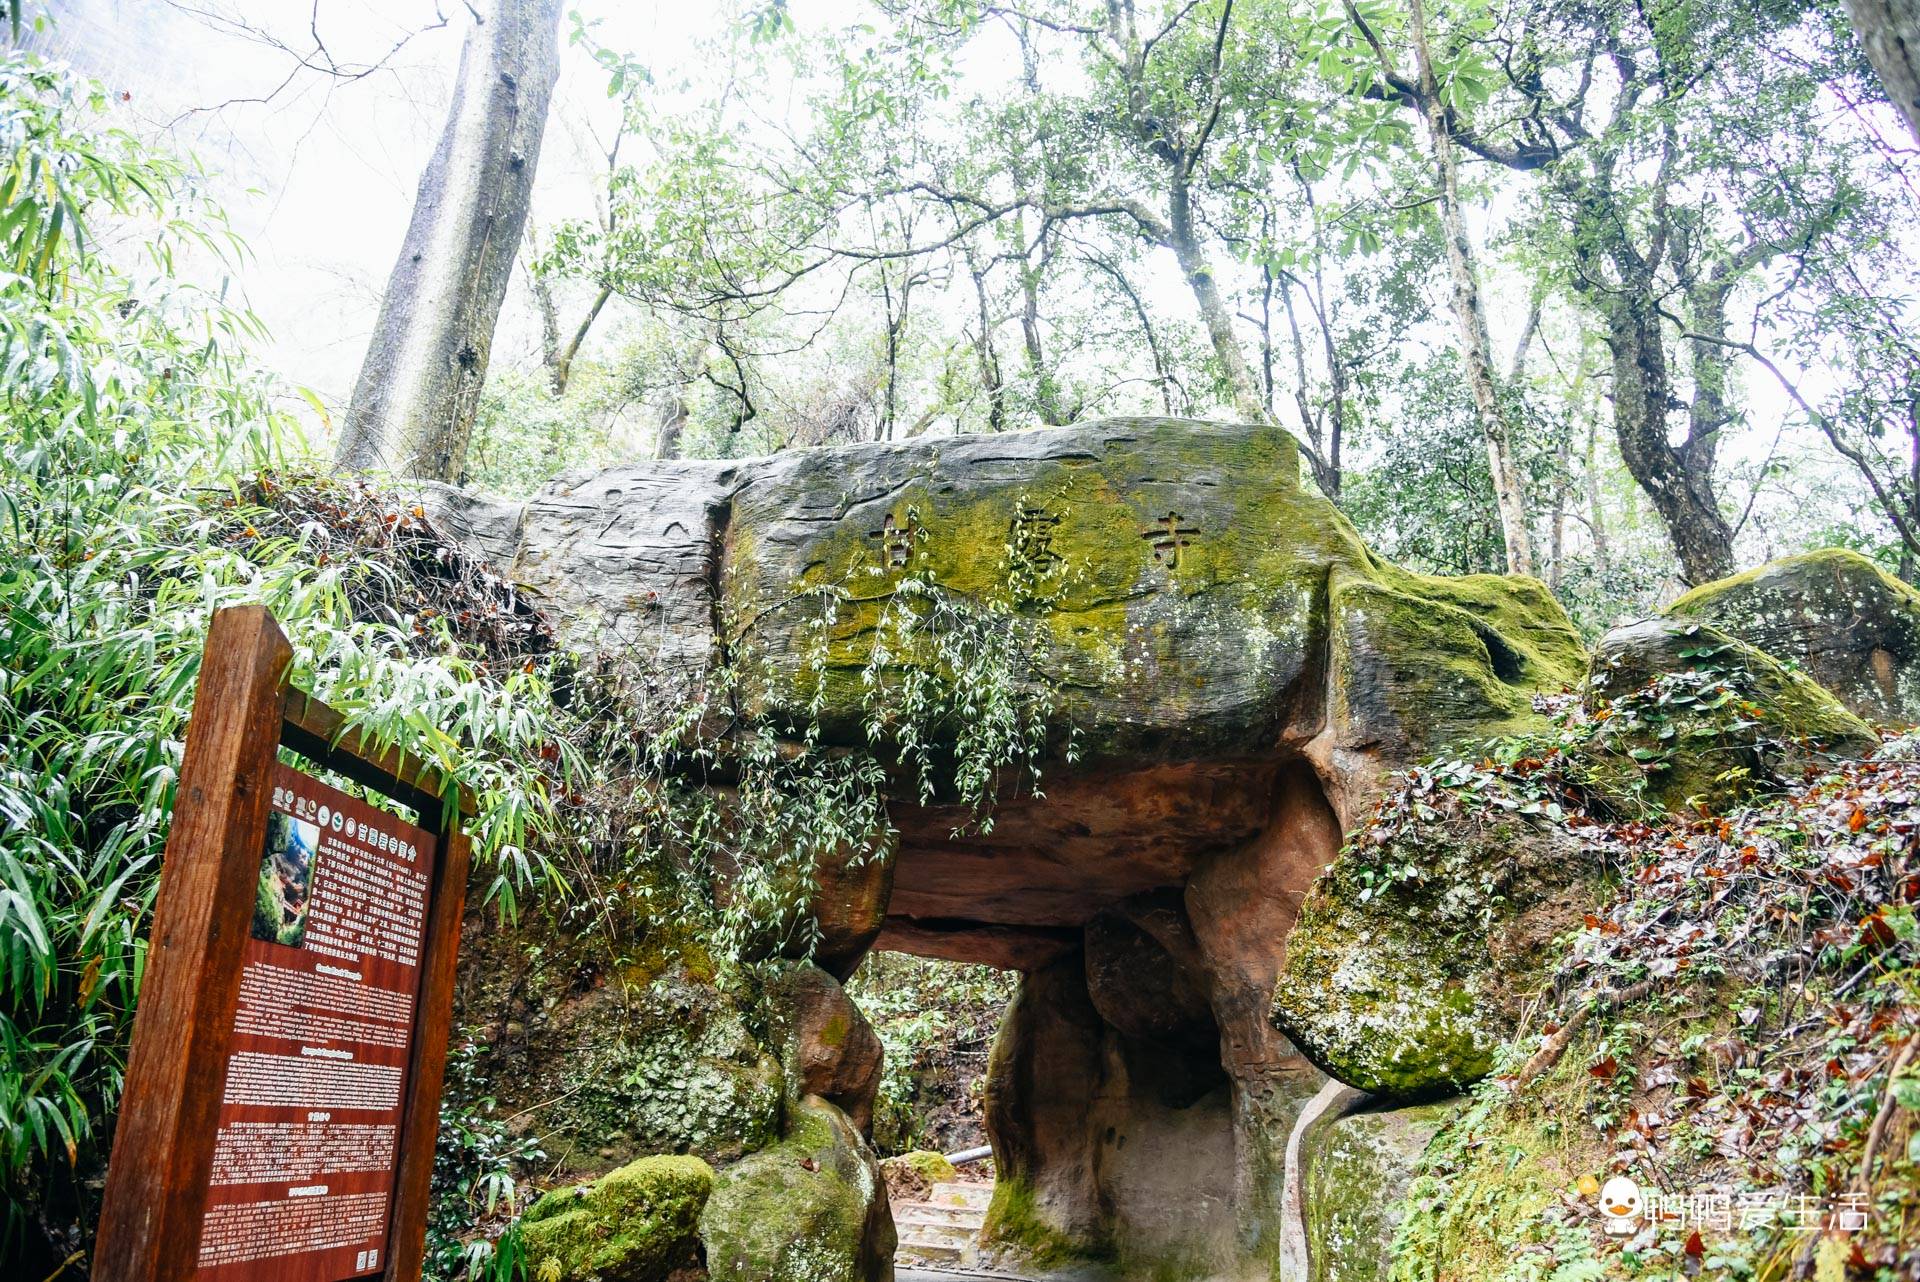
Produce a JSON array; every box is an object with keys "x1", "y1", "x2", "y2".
[
  {"x1": 895, "y1": 1203, "x2": 981, "y2": 1230},
  {"x1": 894, "y1": 1178, "x2": 993, "y2": 1269},
  {"x1": 927, "y1": 1181, "x2": 994, "y2": 1211},
  {"x1": 898, "y1": 1219, "x2": 979, "y2": 1248},
  {"x1": 896, "y1": 1237, "x2": 966, "y2": 1265}
]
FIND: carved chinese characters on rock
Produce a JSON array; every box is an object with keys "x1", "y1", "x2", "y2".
[
  {"x1": 195, "y1": 765, "x2": 433, "y2": 1282},
  {"x1": 1011, "y1": 506, "x2": 1063, "y2": 571},
  {"x1": 867, "y1": 509, "x2": 923, "y2": 569},
  {"x1": 1141, "y1": 511, "x2": 1199, "y2": 571}
]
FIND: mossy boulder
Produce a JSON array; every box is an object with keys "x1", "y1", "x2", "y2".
[
  {"x1": 878, "y1": 1149, "x2": 957, "y2": 1203},
  {"x1": 1326, "y1": 568, "x2": 1585, "y2": 768},
  {"x1": 1272, "y1": 803, "x2": 1603, "y2": 1100},
  {"x1": 721, "y1": 419, "x2": 1585, "y2": 775},
  {"x1": 435, "y1": 419, "x2": 1586, "y2": 792},
  {"x1": 1667, "y1": 548, "x2": 1920, "y2": 725},
  {"x1": 1585, "y1": 618, "x2": 1876, "y2": 812},
  {"x1": 700, "y1": 1095, "x2": 896, "y2": 1282},
  {"x1": 1299, "y1": 1098, "x2": 1458, "y2": 1282},
  {"x1": 519, "y1": 1154, "x2": 714, "y2": 1282}
]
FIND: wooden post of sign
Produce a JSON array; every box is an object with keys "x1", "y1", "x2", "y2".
[
  {"x1": 94, "y1": 606, "x2": 475, "y2": 1282},
  {"x1": 385, "y1": 827, "x2": 471, "y2": 1279},
  {"x1": 94, "y1": 606, "x2": 294, "y2": 1282}
]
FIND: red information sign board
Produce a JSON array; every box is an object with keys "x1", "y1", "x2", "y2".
[
  {"x1": 196, "y1": 767, "x2": 435, "y2": 1280},
  {"x1": 93, "y1": 606, "x2": 473, "y2": 1282}
]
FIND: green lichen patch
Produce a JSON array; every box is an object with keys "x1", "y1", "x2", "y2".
[
  {"x1": 519, "y1": 1154, "x2": 714, "y2": 1282},
  {"x1": 979, "y1": 1175, "x2": 1113, "y2": 1269}
]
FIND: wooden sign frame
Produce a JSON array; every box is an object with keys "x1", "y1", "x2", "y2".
[{"x1": 94, "y1": 605, "x2": 476, "y2": 1282}]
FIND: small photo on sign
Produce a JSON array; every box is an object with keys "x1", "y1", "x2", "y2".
[{"x1": 251, "y1": 808, "x2": 321, "y2": 948}]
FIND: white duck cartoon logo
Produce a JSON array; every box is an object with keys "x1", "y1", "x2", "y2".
[{"x1": 1599, "y1": 1176, "x2": 1643, "y2": 1236}]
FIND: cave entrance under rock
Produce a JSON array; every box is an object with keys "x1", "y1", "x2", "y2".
[{"x1": 867, "y1": 756, "x2": 1347, "y2": 1277}]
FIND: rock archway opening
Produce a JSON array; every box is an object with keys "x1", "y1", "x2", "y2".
[{"x1": 869, "y1": 754, "x2": 1345, "y2": 1275}]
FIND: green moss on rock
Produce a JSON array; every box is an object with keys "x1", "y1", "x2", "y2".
[
  {"x1": 699, "y1": 1096, "x2": 894, "y2": 1282},
  {"x1": 1667, "y1": 548, "x2": 1920, "y2": 725},
  {"x1": 538, "y1": 961, "x2": 784, "y2": 1171},
  {"x1": 719, "y1": 418, "x2": 1586, "y2": 771},
  {"x1": 1274, "y1": 804, "x2": 1604, "y2": 1100},
  {"x1": 980, "y1": 1175, "x2": 1111, "y2": 1268},
  {"x1": 519, "y1": 1154, "x2": 714, "y2": 1282},
  {"x1": 1328, "y1": 571, "x2": 1583, "y2": 761},
  {"x1": 896, "y1": 1149, "x2": 956, "y2": 1183},
  {"x1": 1301, "y1": 1099, "x2": 1458, "y2": 1282}
]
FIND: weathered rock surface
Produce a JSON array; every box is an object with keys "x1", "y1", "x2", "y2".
[
  {"x1": 518, "y1": 1154, "x2": 713, "y2": 1282},
  {"x1": 1272, "y1": 801, "x2": 1598, "y2": 1101},
  {"x1": 1667, "y1": 548, "x2": 1920, "y2": 725},
  {"x1": 768, "y1": 963, "x2": 884, "y2": 1135},
  {"x1": 1082, "y1": 891, "x2": 1215, "y2": 1050},
  {"x1": 1586, "y1": 618, "x2": 1875, "y2": 811},
  {"x1": 981, "y1": 941, "x2": 1319, "y2": 1278},
  {"x1": 1299, "y1": 1098, "x2": 1457, "y2": 1282},
  {"x1": 700, "y1": 1095, "x2": 896, "y2": 1282}
]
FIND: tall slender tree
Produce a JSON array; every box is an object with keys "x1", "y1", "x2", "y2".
[
  {"x1": 335, "y1": 0, "x2": 564, "y2": 482},
  {"x1": 1341, "y1": 0, "x2": 1535, "y2": 576}
]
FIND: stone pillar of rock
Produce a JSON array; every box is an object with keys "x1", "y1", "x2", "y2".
[{"x1": 1186, "y1": 759, "x2": 1343, "y2": 1265}]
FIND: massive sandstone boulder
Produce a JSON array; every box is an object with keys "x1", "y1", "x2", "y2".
[
  {"x1": 1666, "y1": 548, "x2": 1920, "y2": 725},
  {"x1": 427, "y1": 417, "x2": 1587, "y2": 1282},
  {"x1": 425, "y1": 418, "x2": 1586, "y2": 975}
]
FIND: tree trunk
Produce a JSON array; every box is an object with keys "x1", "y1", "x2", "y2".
[
  {"x1": 525, "y1": 227, "x2": 562, "y2": 377},
  {"x1": 968, "y1": 252, "x2": 1007, "y2": 432},
  {"x1": 1844, "y1": 0, "x2": 1920, "y2": 143},
  {"x1": 654, "y1": 394, "x2": 687, "y2": 461},
  {"x1": 1601, "y1": 294, "x2": 1736, "y2": 585},
  {"x1": 334, "y1": 0, "x2": 564, "y2": 482},
  {"x1": 1585, "y1": 416, "x2": 1611, "y2": 572},
  {"x1": 551, "y1": 285, "x2": 611, "y2": 397},
  {"x1": 1409, "y1": 0, "x2": 1535, "y2": 578},
  {"x1": 1019, "y1": 255, "x2": 1066, "y2": 426},
  {"x1": 1169, "y1": 180, "x2": 1267, "y2": 425}
]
